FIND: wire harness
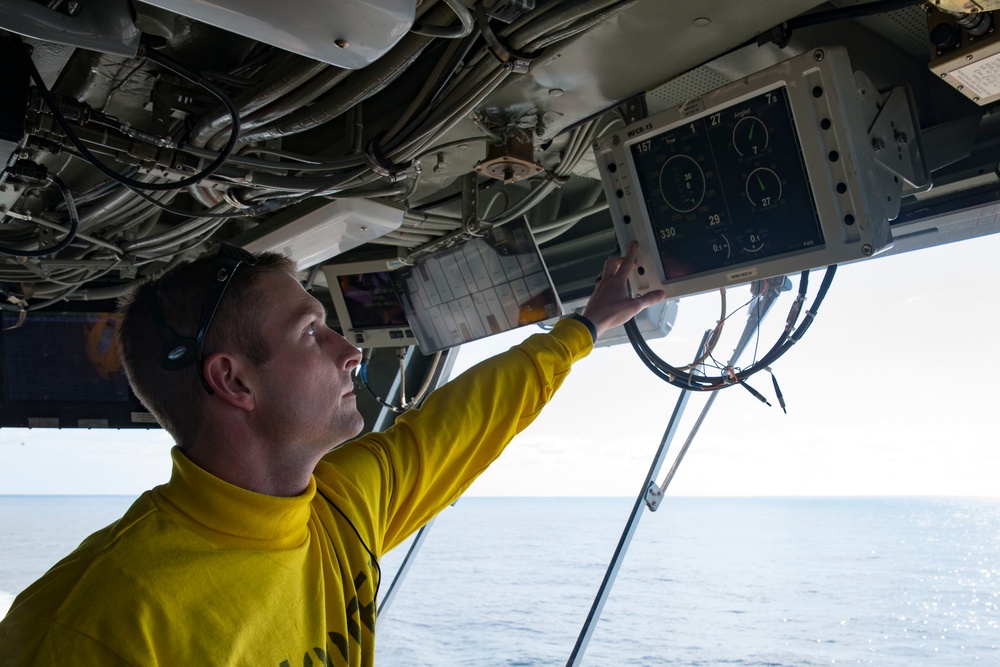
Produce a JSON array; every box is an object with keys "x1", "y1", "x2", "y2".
[{"x1": 626, "y1": 266, "x2": 837, "y2": 392}]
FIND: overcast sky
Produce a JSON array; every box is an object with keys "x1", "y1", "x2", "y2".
[{"x1": 1, "y1": 232, "x2": 998, "y2": 498}]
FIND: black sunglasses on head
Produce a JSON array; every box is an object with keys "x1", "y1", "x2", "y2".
[{"x1": 151, "y1": 243, "x2": 258, "y2": 394}]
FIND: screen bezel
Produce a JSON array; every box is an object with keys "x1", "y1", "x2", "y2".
[
  {"x1": 595, "y1": 47, "x2": 896, "y2": 300},
  {"x1": 323, "y1": 256, "x2": 418, "y2": 349}
]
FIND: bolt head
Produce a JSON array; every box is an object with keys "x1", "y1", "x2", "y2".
[
  {"x1": 813, "y1": 49, "x2": 825, "y2": 61},
  {"x1": 862, "y1": 244, "x2": 873, "y2": 256}
]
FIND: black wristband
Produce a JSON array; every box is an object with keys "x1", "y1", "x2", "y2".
[{"x1": 567, "y1": 313, "x2": 597, "y2": 343}]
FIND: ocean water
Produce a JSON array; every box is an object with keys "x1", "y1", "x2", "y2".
[{"x1": 2, "y1": 496, "x2": 998, "y2": 666}]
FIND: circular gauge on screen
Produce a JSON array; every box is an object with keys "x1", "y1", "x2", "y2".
[
  {"x1": 659, "y1": 155, "x2": 706, "y2": 213},
  {"x1": 745, "y1": 167, "x2": 782, "y2": 208},
  {"x1": 733, "y1": 117, "x2": 769, "y2": 157}
]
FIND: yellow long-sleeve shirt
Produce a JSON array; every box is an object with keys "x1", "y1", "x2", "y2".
[{"x1": 0, "y1": 318, "x2": 592, "y2": 666}]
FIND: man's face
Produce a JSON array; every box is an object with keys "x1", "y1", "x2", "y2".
[{"x1": 249, "y1": 272, "x2": 364, "y2": 452}]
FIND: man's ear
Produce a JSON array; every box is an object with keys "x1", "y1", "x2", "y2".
[{"x1": 202, "y1": 352, "x2": 255, "y2": 411}]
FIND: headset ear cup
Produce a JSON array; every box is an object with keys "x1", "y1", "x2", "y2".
[{"x1": 148, "y1": 286, "x2": 197, "y2": 371}]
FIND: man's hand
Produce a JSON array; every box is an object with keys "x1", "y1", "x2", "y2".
[{"x1": 582, "y1": 242, "x2": 666, "y2": 340}]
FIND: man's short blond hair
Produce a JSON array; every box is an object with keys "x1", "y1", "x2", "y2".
[{"x1": 116, "y1": 250, "x2": 295, "y2": 443}]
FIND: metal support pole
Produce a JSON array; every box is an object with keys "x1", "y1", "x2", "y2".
[
  {"x1": 378, "y1": 515, "x2": 438, "y2": 616},
  {"x1": 567, "y1": 280, "x2": 788, "y2": 665},
  {"x1": 373, "y1": 346, "x2": 458, "y2": 616},
  {"x1": 565, "y1": 332, "x2": 708, "y2": 667}
]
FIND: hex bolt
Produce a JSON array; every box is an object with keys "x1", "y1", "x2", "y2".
[
  {"x1": 862, "y1": 244, "x2": 873, "y2": 256},
  {"x1": 894, "y1": 131, "x2": 908, "y2": 146},
  {"x1": 872, "y1": 137, "x2": 886, "y2": 151}
]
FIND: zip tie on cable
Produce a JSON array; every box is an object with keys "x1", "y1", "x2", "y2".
[
  {"x1": 362, "y1": 131, "x2": 412, "y2": 182},
  {"x1": 474, "y1": 2, "x2": 537, "y2": 73}
]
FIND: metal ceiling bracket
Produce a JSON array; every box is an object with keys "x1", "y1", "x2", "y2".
[
  {"x1": 866, "y1": 84, "x2": 932, "y2": 197},
  {"x1": 461, "y1": 172, "x2": 482, "y2": 235},
  {"x1": 475, "y1": 1, "x2": 536, "y2": 73}
]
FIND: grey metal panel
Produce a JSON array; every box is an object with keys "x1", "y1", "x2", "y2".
[{"x1": 0, "y1": 0, "x2": 139, "y2": 57}]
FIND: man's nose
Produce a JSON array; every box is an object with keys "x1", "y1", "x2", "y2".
[{"x1": 332, "y1": 331, "x2": 362, "y2": 371}]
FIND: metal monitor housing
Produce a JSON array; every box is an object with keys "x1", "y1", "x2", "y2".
[
  {"x1": 322, "y1": 254, "x2": 416, "y2": 349},
  {"x1": 594, "y1": 46, "x2": 928, "y2": 300}
]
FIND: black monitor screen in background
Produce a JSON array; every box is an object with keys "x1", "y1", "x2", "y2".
[
  {"x1": 337, "y1": 271, "x2": 408, "y2": 330},
  {"x1": 0, "y1": 305, "x2": 156, "y2": 428}
]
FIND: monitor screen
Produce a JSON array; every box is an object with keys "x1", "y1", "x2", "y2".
[
  {"x1": 337, "y1": 271, "x2": 409, "y2": 330},
  {"x1": 323, "y1": 254, "x2": 418, "y2": 348},
  {"x1": 0, "y1": 305, "x2": 156, "y2": 428},
  {"x1": 594, "y1": 47, "x2": 901, "y2": 300},
  {"x1": 627, "y1": 85, "x2": 824, "y2": 283}
]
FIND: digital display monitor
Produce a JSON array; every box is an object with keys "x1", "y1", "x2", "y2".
[
  {"x1": 338, "y1": 271, "x2": 408, "y2": 330},
  {"x1": 595, "y1": 47, "x2": 906, "y2": 300},
  {"x1": 323, "y1": 254, "x2": 418, "y2": 348},
  {"x1": 628, "y1": 86, "x2": 824, "y2": 282},
  {"x1": 0, "y1": 305, "x2": 156, "y2": 428},
  {"x1": 391, "y1": 218, "x2": 562, "y2": 353}
]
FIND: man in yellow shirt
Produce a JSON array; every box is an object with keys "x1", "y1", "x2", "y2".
[{"x1": 0, "y1": 243, "x2": 662, "y2": 666}]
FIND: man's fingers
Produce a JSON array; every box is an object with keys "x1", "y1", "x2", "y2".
[
  {"x1": 635, "y1": 289, "x2": 666, "y2": 308},
  {"x1": 602, "y1": 242, "x2": 639, "y2": 279}
]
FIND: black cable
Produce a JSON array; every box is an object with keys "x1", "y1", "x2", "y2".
[
  {"x1": 20, "y1": 38, "x2": 241, "y2": 192},
  {"x1": 0, "y1": 175, "x2": 80, "y2": 257},
  {"x1": 626, "y1": 267, "x2": 837, "y2": 392},
  {"x1": 316, "y1": 488, "x2": 382, "y2": 609},
  {"x1": 125, "y1": 184, "x2": 292, "y2": 219}
]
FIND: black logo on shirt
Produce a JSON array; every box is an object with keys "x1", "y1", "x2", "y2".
[{"x1": 278, "y1": 570, "x2": 376, "y2": 667}]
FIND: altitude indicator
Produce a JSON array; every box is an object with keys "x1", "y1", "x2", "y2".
[{"x1": 659, "y1": 155, "x2": 706, "y2": 213}]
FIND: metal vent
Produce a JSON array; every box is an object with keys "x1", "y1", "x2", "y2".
[
  {"x1": 844, "y1": 4, "x2": 931, "y2": 59},
  {"x1": 645, "y1": 67, "x2": 733, "y2": 115}
]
